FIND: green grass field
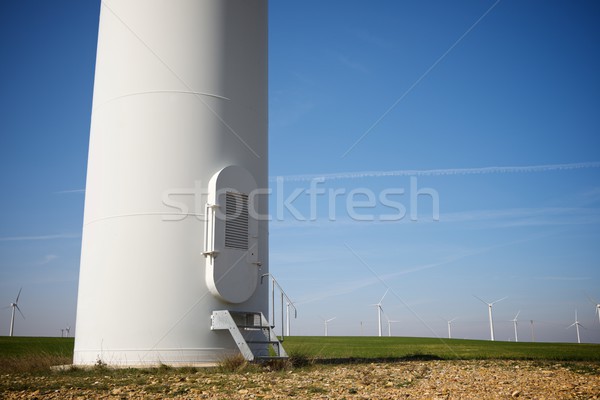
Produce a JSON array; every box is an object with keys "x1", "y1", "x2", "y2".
[
  {"x1": 0, "y1": 337, "x2": 74, "y2": 373},
  {"x1": 1, "y1": 335, "x2": 599, "y2": 373},
  {"x1": 0, "y1": 336, "x2": 74, "y2": 357},
  {"x1": 282, "y1": 336, "x2": 600, "y2": 362}
]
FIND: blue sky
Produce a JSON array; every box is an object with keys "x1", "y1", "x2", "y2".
[{"x1": 1, "y1": 1, "x2": 599, "y2": 343}]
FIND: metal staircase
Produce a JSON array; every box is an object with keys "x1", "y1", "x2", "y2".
[{"x1": 211, "y1": 310, "x2": 288, "y2": 361}]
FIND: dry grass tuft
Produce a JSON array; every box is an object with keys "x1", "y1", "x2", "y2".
[
  {"x1": 287, "y1": 347, "x2": 316, "y2": 368},
  {"x1": 217, "y1": 353, "x2": 253, "y2": 372}
]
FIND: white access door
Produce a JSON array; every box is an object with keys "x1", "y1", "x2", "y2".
[{"x1": 204, "y1": 165, "x2": 261, "y2": 303}]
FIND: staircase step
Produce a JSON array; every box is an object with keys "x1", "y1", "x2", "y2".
[
  {"x1": 211, "y1": 310, "x2": 288, "y2": 362},
  {"x1": 237, "y1": 325, "x2": 270, "y2": 329},
  {"x1": 246, "y1": 340, "x2": 280, "y2": 344}
]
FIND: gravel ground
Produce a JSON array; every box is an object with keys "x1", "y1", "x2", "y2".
[{"x1": 2, "y1": 360, "x2": 599, "y2": 399}]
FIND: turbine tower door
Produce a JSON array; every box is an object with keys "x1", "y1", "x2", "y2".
[{"x1": 204, "y1": 166, "x2": 260, "y2": 303}]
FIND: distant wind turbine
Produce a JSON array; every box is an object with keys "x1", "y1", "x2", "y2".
[
  {"x1": 567, "y1": 310, "x2": 584, "y2": 344},
  {"x1": 322, "y1": 317, "x2": 336, "y2": 337},
  {"x1": 510, "y1": 311, "x2": 521, "y2": 342},
  {"x1": 66, "y1": 325, "x2": 71, "y2": 337},
  {"x1": 445, "y1": 317, "x2": 457, "y2": 339},
  {"x1": 285, "y1": 301, "x2": 297, "y2": 336},
  {"x1": 386, "y1": 316, "x2": 400, "y2": 337},
  {"x1": 474, "y1": 295, "x2": 507, "y2": 341},
  {"x1": 588, "y1": 295, "x2": 600, "y2": 325},
  {"x1": 7, "y1": 288, "x2": 25, "y2": 337},
  {"x1": 371, "y1": 289, "x2": 388, "y2": 337}
]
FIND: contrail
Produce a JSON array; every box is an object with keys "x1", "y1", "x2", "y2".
[
  {"x1": 271, "y1": 161, "x2": 600, "y2": 182},
  {"x1": 56, "y1": 161, "x2": 600, "y2": 189}
]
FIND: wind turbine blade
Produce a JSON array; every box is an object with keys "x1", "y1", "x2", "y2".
[
  {"x1": 15, "y1": 304, "x2": 25, "y2": 319},
  {"x1": 15, "y1": 287, "x2": 22, "y2": 303},
  {"x1": 379, "y1": 289, "x2": 389, "y2": 304},
  {"x1": 515, "y1": 310, "x2": 521, "y2": 320},
  {"x1": 491, "y1": 296, "x2": 508, "y2": 305},
  {"x1": 586, "y1": 294, "x2": 600, "y2": 304},
  {"x1": 473, "y1": 295, "x2": 489, "y2": 305}
]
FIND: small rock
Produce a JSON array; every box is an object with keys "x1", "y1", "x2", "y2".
[{"x1": 511, "y1": 390, "x2": 521, "y2": 397}]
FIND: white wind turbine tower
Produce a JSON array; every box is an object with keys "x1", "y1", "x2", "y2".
[
  {"x1": 371, "y1": 289, "x2": 388, "y2": 337},
  {"x1": 510, "y1": 311, "x2": 521, "y2": 342},
  {"x1": 7, "y1": 288, "x2": 25, "y2": 337},
  {"x1": 567, "y1": 310, "x2": 584, "y2": 344},
  {"x1": 322, "y1": 317, "x2": 336, "y2": 337},
  {"x1": 445, "y1": 318, "x2": 457, "y2": 339},
  {"x1": 474, "y1": 295, "x2": 507, "y2": 341}
]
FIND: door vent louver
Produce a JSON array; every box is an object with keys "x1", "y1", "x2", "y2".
[{"x1": 225, "y1": 192, "x2": 249, "y2": 250}]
